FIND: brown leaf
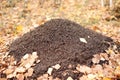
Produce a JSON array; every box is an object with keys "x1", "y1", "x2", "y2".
[
  {"x1": 16, "y1": 74, "x2": 24, "y2": 80},
  {"x1": 7, "y1": 72, "x2": 16, "y2": 78},
  {"x1": 92, "y1": 54, "x2": 101, "y2": 64},
  {"x1": 20, "y1": 52, "x2": 38, "y2": 69},
  {"x1": 25, "y1": 68, "x2": 34, "y2": 77},
  {"x1": 79, "y1": 65, "x2": 92, "y2": 73},
  {"x1": 79, "y1": 75, "x2": 88, "y2": 80},
  {"x1": 92, "y1": 64, "x2": 103, "y2": 74},
  {"x1": 4, "y1": 68, "x2": 14, "y2": 74}
]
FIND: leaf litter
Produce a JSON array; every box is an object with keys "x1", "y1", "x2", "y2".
[
  {"x1": 1, "y1": 52, "x2": 38, "y2": 79},
  {"x1": 0, "y1": 0, "x2": 120, "y2": 80},
  {"x1": 0, "y1": 22, "x2": 120, "y2": 80}
]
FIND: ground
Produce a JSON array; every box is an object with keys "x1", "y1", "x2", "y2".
[{"x1": 0, "y1": 0, "x2": 120, "y2": 80}]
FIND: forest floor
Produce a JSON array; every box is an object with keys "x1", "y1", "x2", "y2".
[{"x1": 0, "y1": 0, "x2": 120, "y2": 80}]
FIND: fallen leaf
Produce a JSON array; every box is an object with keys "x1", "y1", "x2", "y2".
[
  {"x1": 32, "y1": 52, "x2": 38, "y2": 59},
  {"x1": 79, "y1": 38, "x2": 87, "y2": 43},
  {"x1": 16, "y1": 74, "x2": 24, "y2": 80},
  {"x1": 4, "y1": 68, "x2": 14, "y2": 74},
  {"x1": 67, "y1": 76, "x2": 73, "y2": 80},
  {"x1": 7, "y1": 72, "x2": 16, "y2": 78},
  {"x1": 20, "y1": 52, "x2": 38, "y2": 69},
  {"x1": 92, "y1": 57, "x2": 100, "y2": 64},
  {"x1": 92, "y1": 54, "x2": 101, "y2": 64},
  {"x1": 79, "y1": 65, "x2": 92, "y2": 73},
  {"x1": 43, "y1": 74, "x2": 48, "y2": 78},
  {"x1": 79, "y1": 75, "x2": 88, "y2": 80},
  {"x1": 15, "y1": 67, "x2": 26, "y2": 73},
  {"x1": 52, "y1": 64, "x2": 61, "y2": 70},
  {"x1": 92, "y1": 26, "x2": 101, "y2": 32},
  {"x1": 48, "y1": 76, "x2": 53, "y2": 80},
  {"x1": 114, "y1": 66, "x2": 120, "y2": 76},
  {"x1": 16, "y1": 25, "x2": 23, "y2": 33},
  {"x1": 47, "y1": 67, "x2": 53, "y2": 75},
  {"x1": 37, "y1": 76, "x2": 43, "y2": 80},
  {"x1": 103, "y1": 77, "x2": 112, "y2": 80},
  {"x1": 36, "y1": 60, "x2": 40, "y2": 63},
  {"x1": 92, "y1": 64, "x2": 103, "y2": 74},
  {"x1": 24, "y1": 63, "x2": 31, "y2": 69},
  {"x1": 87, "y1": 74, "x2": 96, "y2": 80},
  {"x1": 76, "y1": 64, "x2": 81, "y2": 71},
  {"x1": 25, "y1": 68, "x2": 34, "y2": 77},
  {"x1": 22, "y1": 54, "x2": 29, "y2": 60}
]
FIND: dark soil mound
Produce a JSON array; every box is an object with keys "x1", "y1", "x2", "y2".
[{"x1": 9, "y1": 19, "x2": 113, "y2": 79}]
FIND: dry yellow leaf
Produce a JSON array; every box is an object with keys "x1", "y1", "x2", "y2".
[
  {"x1": 103, "y1": 77, "x2": 112, "y2": 80},
  {"x1": 16, "y1": 25, "x2": 23, "y2": 33},
  {"x1": 106, "y1": 48, "x2": 115, "y2": 54},
  {"x1": 0, "y1": 38, "x2": 4, "y2": 44},
  {"x1": 114, "y1": 66, "x2": 120, "y2": 76}
]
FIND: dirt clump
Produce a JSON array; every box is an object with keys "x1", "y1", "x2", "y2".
[{"x1": 9, "y1": 19, "x2": 113, "y2": 79}]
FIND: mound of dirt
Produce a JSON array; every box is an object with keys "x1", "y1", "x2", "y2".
[{"x1": 9, "y1": 19, "x2": 113, "y2": 79}]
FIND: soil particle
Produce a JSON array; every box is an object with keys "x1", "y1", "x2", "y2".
[{"x1": 9, "y1": 19, "x2": 113, "y2": 79}]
